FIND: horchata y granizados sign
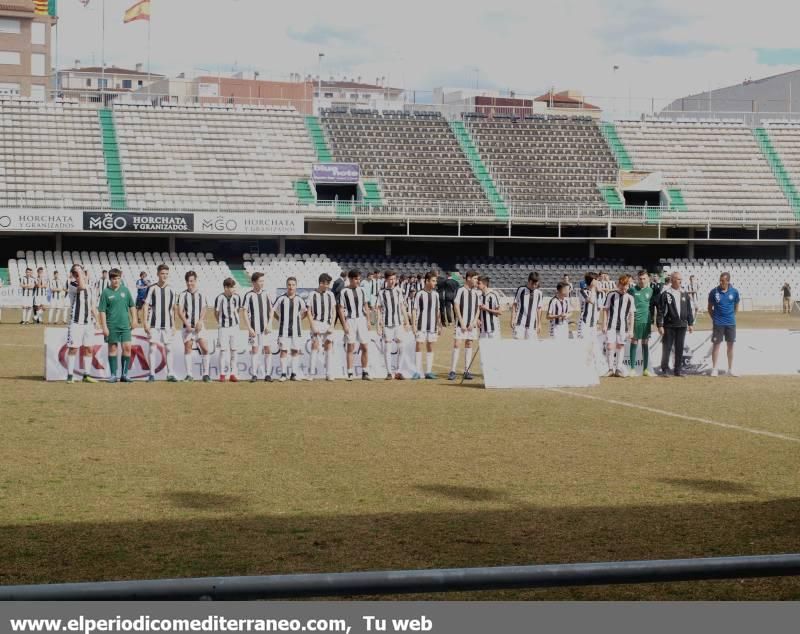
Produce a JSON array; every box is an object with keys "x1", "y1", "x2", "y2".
[{"x1": 83, "y1": 212, "x2": 194, "y2": 233}]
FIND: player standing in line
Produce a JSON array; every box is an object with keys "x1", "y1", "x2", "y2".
[
  {"x1": 48, "y1": 270, "x2": 67, "y2": 324},
  {"x1": 511, "y1": 272, "x2": 544, "y2": 340},
  {"x1": 309, "y1": 273, "x2": 337, "y2": 381},
  {"x1": 578, "y1": 273, "x2": 602, "y2": 339},
  {"x1": 377, "y1": 270, "x2": 411, "y2": 380},
  {"x1": 214, "y1": 278, "x2": 242, "y2": 383},
  {"x1": 273, "y1": 277, "x2": 312, "y2": 382},
  {"x1": 477, "y1": 275, "x2": 502, "y2": 340},
  {"x1": 412, "y1": 271, "x2": 441, "y2": 380},
  {"x1": 547, "y1": 282, "x2": 572, "y2": 340},
  {"x1": 628, "y1": 270, "x2": 656, "y2": 377},
  {"x1": 448, "y1": 270, "x2": 481, "y2": 381},
  {"x1": 135, "y1": 271, "x2": 150, "y2": 324},
  {"x1": 33, "y1": 267, "x2": 48, "y2": 324},
  {"x1": 95, "y1": 270, "x2": 111, "y2": 296},
  {"x1": 337, "y1": 270, "x2": 373, "y2": 381},
  {"x1": 97, "y1": 268, "x2": 137, "y2": 383},
  {"x1": 602, "y1": 274, "x2": 635, "y2": 378},
  {"x1": 65, "y1": 264, "x2": 99, "y2": 384},
  {"x1": 143, "y1": 264, "x2": 178, "y2": 383},
  {"x1": 19, "y1": 267, "x2": 35, "y2": 324},
  {"x1": 242, "y1": 272, "x2": 274, "y2": 383},
  {"x1": 177, "y1": 270, "x2": 211, "y2": 383}
]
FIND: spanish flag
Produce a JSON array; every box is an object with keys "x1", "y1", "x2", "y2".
[
  {"x1": 124, "y1": 0, "x2": 150, "y2": 23},
  {"x1": 33, "y1": 0, "x2": 52, "y2": 15}
]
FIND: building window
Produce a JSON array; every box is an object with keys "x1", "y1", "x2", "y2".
[
  {"x1": 324, "y1": 92, "x2": 333, "y2": 98},
  {"x1": 30, "y1": 84, "x2": 45, "y2": 101},
  {"x1": 138, "y1": 80, "x2": 143, "y2": 86},
  {"x1": 31, "y1": 53, "x2": 45, "y2": 76},
  {"x1": 86, "y1": 78, "x2": 92, "y2": 87},
  {"x1": 98, "y1": 78, "x2": 108, "y2": 89},
  {"x1": 31, "y1": 22, "x2": 45, "y2": 45},
  {"x1": 350, "y1": 93, "x2": 358, "y2": 100},
  {"x1": 0, "y1": 51, "x2": 21, "y2": 65},
  {"x1": 122, "y1": 79, "x2": 132, "y2": 89},
  {"x1": 0, "y1": 82, "x2": 20, "y2": 96},
  {"x1": 0, "y1": 18, "x2": 20, "y2": 34}
]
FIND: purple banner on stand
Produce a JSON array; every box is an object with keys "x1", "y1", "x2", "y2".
[{"x1": 312, "y1": 163, "x2": 360, "y2": 184}]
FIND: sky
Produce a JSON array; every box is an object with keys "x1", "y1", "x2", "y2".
[{"x1": 54, "y1": 0, "x2": 800, "y2": 115}]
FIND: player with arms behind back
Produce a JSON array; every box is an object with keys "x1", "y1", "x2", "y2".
[
  {"x1": 97, "y1": 268, "x2": 138, "y2": 383},
  {"x1": 177, "y1": 270, "x2": 211, "y2": 382},
  {"x1": 412, "y1": 271, "x2": 441, "y2": 380},
  {"x1": 273, "y1": 277, "x2": 312, "y2": 382},
  {"x1": 602, "y1": 274, "x2": 635, "y2": 378},
  {"x1": 242, "y1": 272, "x2": 274, "y2": 383},
  {"x1": 377, "y1": 270, "x2": 411, "y2": 380},
  {"x1": 448, "y1": 270, "x2": 481, "y2": 381},
  {"x1": 215, "y1": 278, "x2": 243, "y2": 382},
  {"x1": 628, "y1": 270, "x2": 656, "y2": 377},
  {"x1": 512, "y1": 272, "x2": 544, "y2": 341},
  {"x1": 477, "y1": 275, "x2": 502, "y2": 340},
  {"x1": 309, "y1": 273, "x2": 337, "y2": 381},
  {"x1": 337, "y1": 270, "x2": 373, "y2": 381},
  {"x1": 143, "y1": 264, "x2": 178, "y2": 383},
  {"x1": 65, "y1": 264, "x2": 99, "y2": 383}
]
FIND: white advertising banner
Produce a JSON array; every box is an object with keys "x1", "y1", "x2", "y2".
[
  {"x1": 44, "y1": 328, "x2": 417, "y2": 381},
  {"x1": 194, "y1": 212, "x2": 305, "y2": 236},
  {"x1": 0, "y1": 210, "x2": 82, "y2": 232}
]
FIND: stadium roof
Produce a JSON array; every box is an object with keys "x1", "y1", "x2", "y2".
[
  {"x1": 534, "y1": 90, "x2": 600, "y2": 110},
  {"x1": 0, "y1": 0, "x2": 34, "y2": 13},
  {"x1": 64, "y1": 66, "x2": 165, "y2": 78},
  {"x1": 321, "y1": 80, "x2": 402, "y2": 93}
]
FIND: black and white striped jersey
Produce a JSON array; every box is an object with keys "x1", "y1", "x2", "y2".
[
  {"x1": 95, "y1": 278, "x2": 111, "y2": 295},
  {"x1": 309, "y1": 289, "x2": 336, "y2": 326},
  {"x1": 243, "y1": 290, "x2": 272, "y2": 334},
  {"x1": 20, "y1": 275, "x2": 35, "y2": 297},
  {"x1": 178, "y1": 290, "x2": 206, "y2": 328},
  {"x1": 215, "y1": 293, "x2": 242, "y2": 328},
  {"x1": 579, "y1": 288, "x2": 604, "y2": 328},
  {"x1": 145, "y1": 284, "x2": 177, "y2": 329},
  {"x1": 480, "y1": 291, "x2": 501, "y2": 335},
  {"x1": 514, "y1": 286, "x2": 544, "y2": 330},
  {"x1": 455, "y1": 286, "x2": 481, "y2": 327},
  {"x1": 68, "y1": 282, "x2": 94, "y2": 325},
  {"x1": 274, "y1": 294, "x2": 307, "y2": 338},
  {"x1": 368, "y1": 278, "x2": 381, "y2": 299},
  {"x1": 338, "y1": 286, "x2": 368, "y2": 320},
  {"x1": 605, "y1": 291, "x2": 635, "y2": 332},
  {"x1": 378, "y1": 287, "x2": 405, "y2": 328},
  {"x1": 33, "y1": 277, "x2": 48, "y2": 299},
  {"x1": 548, "y1": 296, "x2": 571, "y2": 336},
  {"x1": 49, "y1": 278, "x2": 66, "y2": 298},
  {"x1": 414, "y1": 290, "x2": 440, "y2": 333}
]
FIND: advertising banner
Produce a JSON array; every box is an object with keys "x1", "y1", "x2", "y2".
[
  {"x1": 83, "y1": 211, "x2": 194, "y2": 233},
  {"x1": 44, "y1": 328, "x2": 417, "y2": 381},
  {"x1": 311, "y1": 162, "x2": 360, "y2": 184},
  {"x1": 0, "y1": 210, "x2": 82, "y2": 232},
  {"x1": 194, "y1": 211, "x2": 304, "y2": 236}
]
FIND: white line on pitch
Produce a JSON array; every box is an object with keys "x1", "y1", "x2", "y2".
[
  {"x1": 0, "y1": 343, "x2": 40, "y2": 348},
  {"x1": 547, "y1": 388, "x2": 800, "y2": 444}
]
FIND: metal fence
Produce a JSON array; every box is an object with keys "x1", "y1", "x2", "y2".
[{"x1": 1, "y1": 554, "x2": 798, "y2": 600}]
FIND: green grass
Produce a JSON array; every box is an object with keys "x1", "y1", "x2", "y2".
[{"x1": 1, "y1": 312, "x2": 800, "y2": 599}]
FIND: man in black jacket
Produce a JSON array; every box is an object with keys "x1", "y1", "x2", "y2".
[{"x1": 656, "y1": 271, "x2": 695, "y2": 377}]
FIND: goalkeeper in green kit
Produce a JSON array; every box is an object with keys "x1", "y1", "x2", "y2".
[
  {"x1": 97, "y1": 268, "x2": 139, "y2": 383},
  {"x1": 628, "y1": 270, "x2": 657, "y2": 377}
]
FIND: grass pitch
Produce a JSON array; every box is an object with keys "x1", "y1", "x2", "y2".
[{"x1": 1, "y1": 310, "x2": 799, "y2": 600}]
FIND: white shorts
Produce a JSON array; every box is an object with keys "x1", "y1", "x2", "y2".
[
  {"x1": 149, "y1": 328, "x2": 174, "y2": 345},
  {"x1": 415, "y1": 330, "x2": 438, "y2": 344},
  {"x1": 606, "y1": 330, "x2": 629, "y2": 346},
  {"x1": 480, "y1": 330, "x2": 500, "y2": 340},
  {"x1": 455, "y1": 326, "x2": 478, "y2": 341},
  {"x1": 66, "y1": 323, "x2": 95, "y2": 349},
  {"x1": 382, "y1": 325, "x2": 404, "y2": 342},
  {"x1": 248, "y1": 332, "x2": 271, "y2": 350},
  {"x1": 346, "y1": 317, "x2": 370, "y2": 346},
  {"x1": 279, "y1": 336, "x2": 304, "y2": 352},
  {"x1": 217, "y1": 326, "x2": 238, "y2": 351},
  {"x1": 183, "y1": 327, "x2": 208, "y2": 344},
  {"x1": 549, "y1": 323, "x2": 570, "y2": 340},
  {"x1": 312, "y1": 321, "x2": 334, "y2": 343},
  {"x1": 513, "y1": 325, "x2": 538, "y2": 341}
]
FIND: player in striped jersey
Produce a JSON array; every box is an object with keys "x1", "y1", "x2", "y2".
[
  {"x1": 65, "y1": 264, "x2": 99, "y2": 383},
  {"x1": 412, "y1": 271, "x2": 441, "y2": 380},
  {"x1": 19, "y1": 267, "x2": 35, "y2": 324},
  {"x1": 143, "y1": 264, "x2": 178, "y2": 383},
  {"x1": 511, "y1": 272, "x2": 544, "y2": 340},
  {"x1": 377, "y1": 270, "x2": 411, "y2": 380},
  {"x1": 273, "y1": 277, "x2": 312, "y2": 382},
  {"x1": 177, "y1": 270, "x2": 211, "y2": 383},
  {"x1": 33, "y1": 267, "x2": 48, "y2": 324},
  {"x1": 602, "y1": 274, "x2": 635, "y2": 377},
  {"x1": 477, "y1": 275, "x2": 502, "y2": 339},
  {"x1": 578, "y1": 273, "x2": 604, "y2": 339},
  {"x1": 309, "y1": 273, "x2": 337, "y2": 381},
  {"x1": 448, "y1": 270, "x2": 481, "y2": 381},
  {"x1": 214, "y1": 278, "x2": 243, "y2": 382},
  {"x1": 242, "y1": 272, "x2": 274, "y2": 383},
  {"x1": 547, "y1": 283, "x2": 573, "y2": 340},
  {"x1": 48, "y1": 270, "x2": 68, "y2": 324},
  {"x1": 95, "y1": 270, "x2": 111, "y2": 296},
  {"x1": 337, "y1": 270, "x2": 373, "y2": 381}
]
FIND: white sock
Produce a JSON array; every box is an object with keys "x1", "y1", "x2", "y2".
[
  {"x1": 23, "y1": 307, "x2": 30, "y2": 322},
  {"x1": 251, "y1": 352, "x2": 259, "y2": 377},
  {"x1": 450, "y1": 347, "x2": 459, "y2": 373},
  {"x1": 325, "y1": 349, "x2": 333, "y2": 376},
  {"x1": 607, "y1": 348, "x2": 616, "y2": 372},
  {"x1": 396, "y1": 345, "x2": 404, "y2": 375},
  {"x1": 416, "y1": 351, "x2": 423, "y2": 374},
  {"x1": 616, "y1": 348, "x2": 625, "y2": 371},
  {"x1": 149, "y1": 346, "x2": 158, "y2": 377},
  {"x1": 384, "y1": 344, "x2": 393, "y2": 374},
  {"x1": 264, "y1": 352, "x2": 272, "y2": 378},
  {"x1": 426, "y1": 352, "x2": 434, "y2": 374},
  {"x1": 48, "y1": 310, "x2": 54, "y2": 323},
  {"x1": 184, "y1": 353, "x2": 193, "y2": 377},
  {"x1": 229, "y1": 351, "x2": 237, "y2": 377},
  {"x1": 280, "y1": 355, "x2": 288, "y2": 375},
  {"x1": 220, "y1": 352, "x2": 228, "y2": 376},
  {"x1": 289, "y1": 355, "x2": 296, "y2": 375},
  {"x1": 201, "y1": 354, "x2": 210, "y2": 376},
  {"x1": 465, "y1": 347, "x2": 473, "y2": 372},
  {"x1": 164, "y1": 345, "x2": 173, "y2": 376},
  {"x1": 67, "y1": 353, "x2": 76, "y2": 375},
  {"x1": 310, "y1": 349, "x2": 318, "y2": 376}
]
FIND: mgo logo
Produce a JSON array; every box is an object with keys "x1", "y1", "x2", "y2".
[
  {"x1": 56, "y1": 333, "x2": 167, "y2": 380},
  {"x1": 200, "y1": 216, "x2": 238, "y2": 233},
  {"x1": 86, "y1": 212, "x2": 128, "y2": 231},
  {"x1": 0, "y1": 215, "x2": 11, "y2": 228}
]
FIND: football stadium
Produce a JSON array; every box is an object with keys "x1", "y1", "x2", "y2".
[{"x1": 1, "y1": 0, "x2": 800, "y2": 605}]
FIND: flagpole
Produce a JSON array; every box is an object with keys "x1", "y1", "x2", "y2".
[
  {"x1": 146, "y1": 2, "x2": 151, "y2": 100},
  {"x1": 100, "y1": 0, "x2": 105, "y2": 105}
]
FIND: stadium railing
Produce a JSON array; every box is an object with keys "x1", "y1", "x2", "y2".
[{"x1": 0, "y1": 554, "x2": 798, "y2": 600}]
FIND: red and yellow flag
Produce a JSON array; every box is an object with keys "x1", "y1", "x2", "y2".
[
  {"x1": 33, "y1": 0, "x2": 48, "y2": 15},
  {"x1": 123, "y1": 0, "x2": 150, "y2": 23}
]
